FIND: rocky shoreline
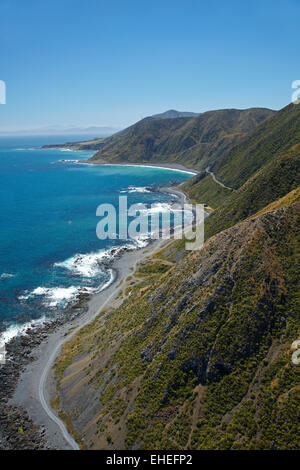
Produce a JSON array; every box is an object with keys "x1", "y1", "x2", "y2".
[
  {"x1": 0, "y1": 185, "x2": 188, "y2": 450},
  {"x1": 0, "y1": 242, "x2": 134, "y2": 449},
  {"x1": 0, "y1": 293, "x2": 91, "y2": 449},
  {"x1": 0, "y1": 234, "x2": 139, "y2": 449}
]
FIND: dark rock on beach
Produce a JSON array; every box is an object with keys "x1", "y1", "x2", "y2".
[{"x1": 0, "y1": 298, "x2": 90, "y2": 449}]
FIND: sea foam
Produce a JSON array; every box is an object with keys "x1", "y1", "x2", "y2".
[
  {"x1": 0, "y1": 316, "x2": 47, "y2": 364},
  {"x1": 120, "y1": 186, "x2": 152, "y2": 194},
  {"x1": 0, "y1": 273, "x2": 14, "y2": 280},
  {"x1": 19, "y1": 285, "x2": 95, "y2": 308},
  {"x1": 54, "y1": 251, "x2": 107, "y2": 277}
]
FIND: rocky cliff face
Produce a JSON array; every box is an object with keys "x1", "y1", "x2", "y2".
[{"x1": 53, "y1": 196, "x2": 300, "y2": 450}]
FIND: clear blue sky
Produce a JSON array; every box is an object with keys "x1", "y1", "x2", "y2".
[{"x1": 0, "y1": 0, "x2": 299, "y2": 131}]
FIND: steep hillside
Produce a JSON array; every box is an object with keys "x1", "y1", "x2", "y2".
[
  {"x1": 214, "y1": 103, "x2": 300, "y2": 188},
  {"x1": 49, "y1": 103, "x2": 300, "y2": 451},
  {"x1": 184, "y1": 103, "x2": 300, "y2": 206},
  {"x1": 89, "y1": 108, "x2": 275, "y2": 170},
  {"x1": 204, "y1": 145, "x2": 300, "y2": 238},
  {"x1": 180, "y1": 170, "x2": 232, "y2": 207},
  {"x1": 53, "y1": 195, "x2": 300, "y2": 450}
]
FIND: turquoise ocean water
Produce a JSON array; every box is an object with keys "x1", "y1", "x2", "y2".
[{"x1": 0, "y1": 136, "x2": 192, "y2": 343}]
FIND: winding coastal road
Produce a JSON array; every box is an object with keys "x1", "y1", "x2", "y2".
[
  {"x1": 39, "y1": 342, "x2": 80, "y2": 450},
  {"x1": 205, "y1": 167, "x2": 234, "y2": 191},
  {"x1": 36, "y1": 188, "x2": 191, "y2": 449},
  {"x1": 11, "y1": 185, "x2": 197, "y2": 450},
  {"x1": 38, "y1": 285, "x2": 125, "y2": 450}
]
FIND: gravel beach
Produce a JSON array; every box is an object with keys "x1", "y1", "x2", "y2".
[{"x1": 4, "y1": 186, "x2": 188, "y2": 450}]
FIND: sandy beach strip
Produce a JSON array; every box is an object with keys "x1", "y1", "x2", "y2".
[{"x1": 78, "y1": 160, "x2": 199, "y2": 175}]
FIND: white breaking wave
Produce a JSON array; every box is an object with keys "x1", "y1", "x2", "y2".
[
  {"x1": 0, "y1": 316, "x2": 47, "y2": 364},
  {"x1": 54, "y1": 251, "x2": 106, "y2": 277},
  {"x1": 57, "y1": 158, "x2": 79, "y2": 163},
  {"x1": 17, "y1": 239, "x2": 150, "y2": 323},
  {"x1": 120, "y1": 186, "x2": 152, "y2": 194},
  {"x1": 18, "y1": 285, "x2": 95, "y2": 308},
  {"x1": 137, "y1": 202, "x2": 186, "y2": 215},
  {"x1": 54, "y1": 238, "x2": 151, "y2": 279},
  {"x1": 56, "y1": 159, "x2": 95, "y2": 166},
  {"x1": 17, "y1": 256, "x2": 118, "y2": 311},
  {"x1": 132, "y1": 234, "x2": 151, "y2": 248},
  {"x1": 0, "y1": 273, "x2": 14, "y2": 280},
  {"x1": 32, "y1": 286, "x2": 86, "y2": 307},
  {"x1": 145, "y1": 202, "x2": 193, "y2": 218},
  {"x1": 98, "y1": 269, "x2": 115, "y2": 292},
  {"x1": 144, "y1": 202, "x2": 173, "y2": 214}
]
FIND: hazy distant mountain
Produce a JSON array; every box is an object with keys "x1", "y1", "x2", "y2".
[
  {"x1": 0, "y1": 125, "x2": 120, "y2": 137},
  {"x1": 149, "y1": 109, "x2": 200, "y2": 119}
]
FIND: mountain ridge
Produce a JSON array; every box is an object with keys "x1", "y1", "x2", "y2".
[
  {"x1": 50, "y1": 101, "x2": 300, "y2": 450},
  {"x1": 42, "y1": 107, "x2": 275, "y2": 165},
  {"x1": 149, "y1": 109, "x2": 200, "y2": 120},
  {"x1": 53, "y1": 193, "x2": 300, "y2": 450},
  {"x1": 89, "y1": 107, "x2": 275, "y2": 170}
]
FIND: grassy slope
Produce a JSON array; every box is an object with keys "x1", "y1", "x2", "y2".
[
  {"x1": 54, "y1": 194, "x2": 300, "y2": 450},
  {"x1": 89, "y1": 108, "x2": 275, "y2": 170},
  {"x1": 184, "y1": 104, "x2": 300, "y2": 207},
  {"x1": 51, "y1": 104, "x2": 300, "y2": 450},
  {"x1": 181, "y1": 171, "x2": 232, "y2": 207},
  {"x1": 204, "y1": 145, "x2": 300, "y2": 238},
  {"x1": 214, "y1": 103, "x2": 300, "y2": 188}
]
